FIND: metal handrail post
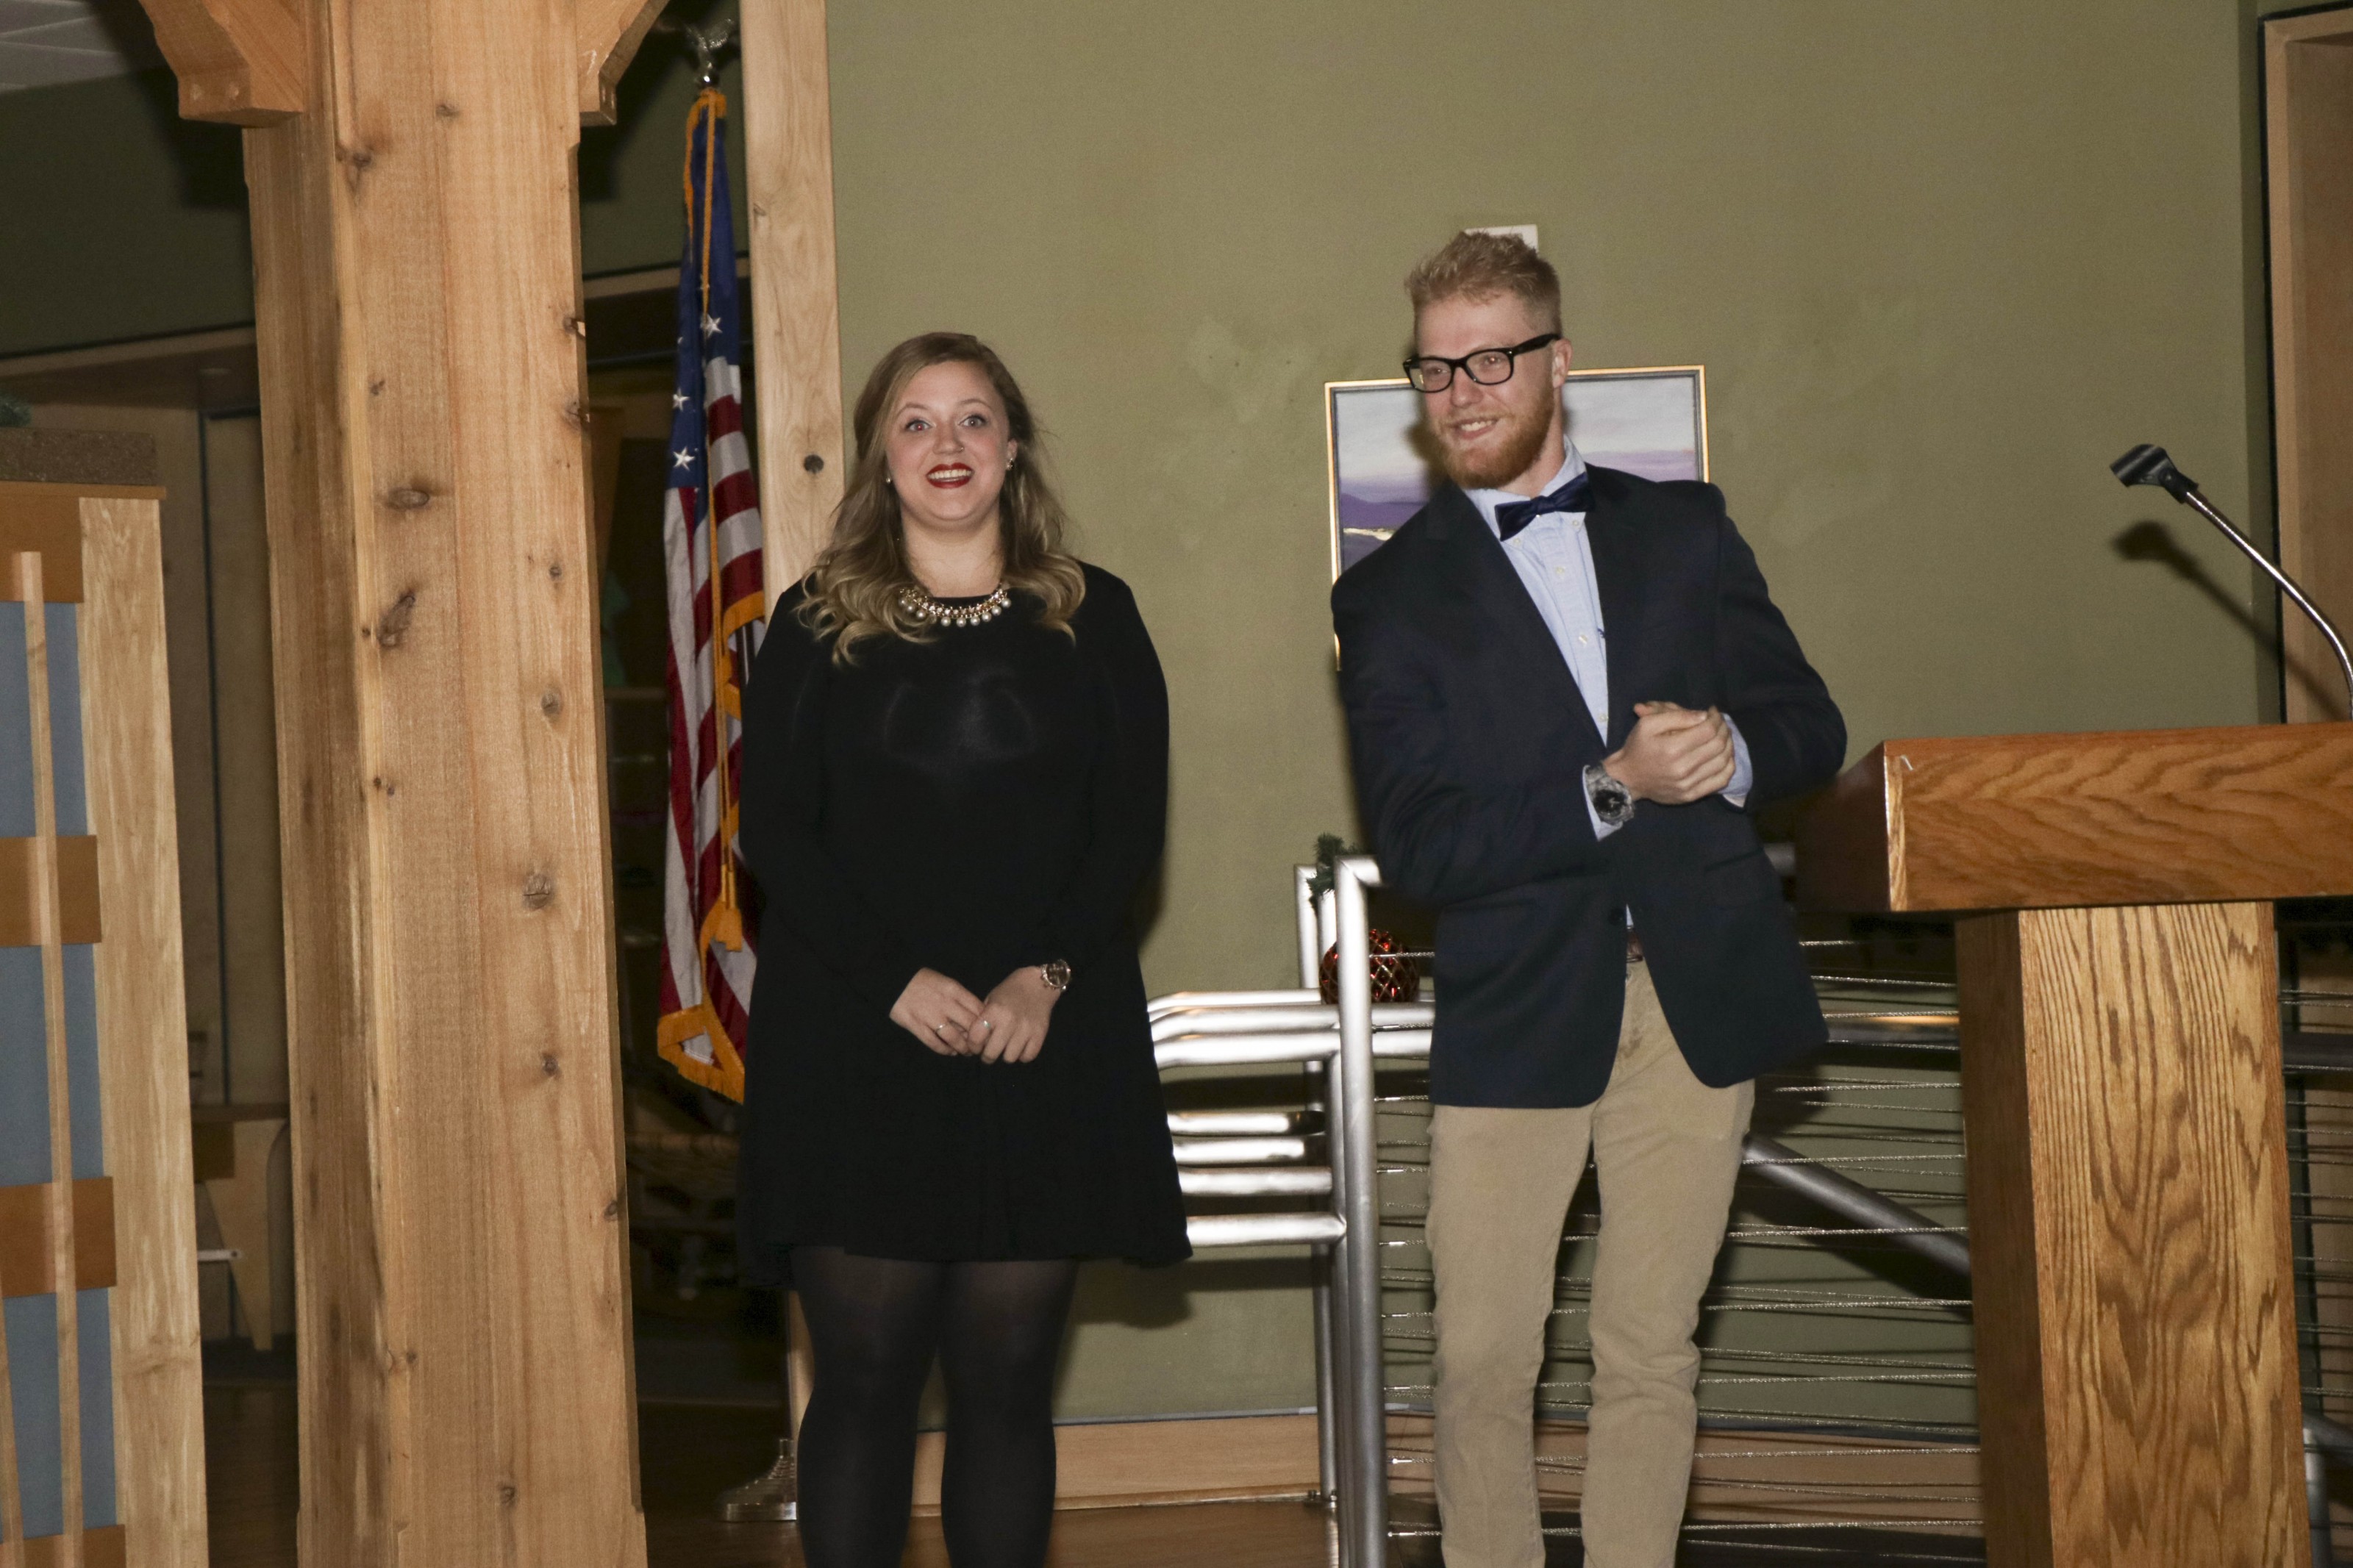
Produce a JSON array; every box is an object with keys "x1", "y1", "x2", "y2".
[
  {"x1": 1335, "y1": 856, "x2": 1389, "y2": 1565},
  {"x1": 1295, "y1": 864, "x2": 1324, "y2": 992},
  {"x1": 1296, "y1": 865, "x2": 1343, "y2": 1512}
]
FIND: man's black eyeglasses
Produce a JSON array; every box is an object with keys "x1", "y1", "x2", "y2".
[{"x1": 1402, "y1": 333, "x2": 1561, "y2": 394}]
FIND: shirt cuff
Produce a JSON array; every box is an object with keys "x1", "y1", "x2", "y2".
[{"x1": 1724, "y1": 717, "x2": 1755, "y2": 809}]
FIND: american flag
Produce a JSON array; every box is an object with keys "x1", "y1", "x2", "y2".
[{"x1": 657, "y1": 86, "x2": 765, "y2": 1101}]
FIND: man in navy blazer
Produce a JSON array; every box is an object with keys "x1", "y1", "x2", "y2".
[{"x1": 1332, "y1": 232, "x2": 1844, "y2": 1568}]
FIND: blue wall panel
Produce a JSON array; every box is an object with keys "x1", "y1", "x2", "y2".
[
  {"x1": 0, "y1": 604, "x2": 84, "y2": 839},
  {"x1": 0, "y1": 946, "x2": 44, "y2": 1188},
  {"x1": 1, "y1": 1289, "x2": 120, "y2": 1541},
  {"x1": 0, "y1": 595, "x2": 118, "y2": 1544},
  {"x1": 0, "y1": 944, "x2": 107, "y2": 1185}
]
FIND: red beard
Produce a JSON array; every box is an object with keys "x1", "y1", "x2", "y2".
[{"x1": 1436, "y1": 391, "x2": 1554, "y2": 491}]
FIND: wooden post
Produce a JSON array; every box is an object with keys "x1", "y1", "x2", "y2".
[
  {"x1": 79, "y1": 493, "x2": 210, "y2": 1568},
  {"x1": 740, "y1": 0, "x2": 846, "y2": 1436},
  {"x1": 1957, "y1": 903, "x2": 2307, "y2": 1568},
  {"x1": 1797, "y1": 726, "x2": 2353, "y2": 1568},
  {"x1": 133, "y1": 2, "x2": 666, "y2": 1563},
  {"x1": 741, "y1": 0, "x2": 848, "y2": 604}
]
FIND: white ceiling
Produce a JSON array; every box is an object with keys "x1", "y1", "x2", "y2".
[{"x1": 0, "y1": 0, "x2": 160, "y2": 94}]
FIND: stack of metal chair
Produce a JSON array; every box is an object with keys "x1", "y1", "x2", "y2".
[{"x1": 1148, "y1": 863, "x2": 1429, "y2": 1567}]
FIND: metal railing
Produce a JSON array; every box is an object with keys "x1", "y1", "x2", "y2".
[{"x1": 1157, "y1": 862, "x2": 2353, "y2": 1564}]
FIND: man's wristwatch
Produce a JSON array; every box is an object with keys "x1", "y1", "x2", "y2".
[
  {"x1": 1039, "y1": 960, "x2": 1074, "y2": 993},
  {"x1": 1585, "y1": 762, "x2": 1635, "y2": 828}
]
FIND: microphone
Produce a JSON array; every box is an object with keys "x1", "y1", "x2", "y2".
[{"x1": 2113, "y1": 444, "x2": 2353, "y2": 719}]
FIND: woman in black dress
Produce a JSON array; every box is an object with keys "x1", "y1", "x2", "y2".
[{"x1": 735, "y1": 332, "x2": 1189, "y2": 1568}]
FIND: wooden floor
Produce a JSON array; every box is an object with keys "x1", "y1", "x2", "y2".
[
  {"x1": 204, "y1": 1386, "x2": 1981, "y2": 1565},
  {"x1": 204, "y1": 1387, "x2": 1342, "y2": 1568}
]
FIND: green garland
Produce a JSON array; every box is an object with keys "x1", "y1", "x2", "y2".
[{"x1": 1306, "y1": 832, "x2": 1365, "y2": 898}]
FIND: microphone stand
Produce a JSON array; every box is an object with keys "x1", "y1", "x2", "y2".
[{"x1": 2113, "y1": 443, "x2": 2353, "y2": 720}]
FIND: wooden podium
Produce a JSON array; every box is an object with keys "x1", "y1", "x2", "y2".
[{"x1": 1796, "y1": 723, "x2": 2353, "y2": 1568}]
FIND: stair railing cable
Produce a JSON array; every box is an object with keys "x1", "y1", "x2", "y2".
[{"x1": 1316, "y1": 860, "x2": 2353, "y2": 1565}]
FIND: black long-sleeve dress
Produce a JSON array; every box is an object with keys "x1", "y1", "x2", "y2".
[{"x1": 732, "y1": 564, "x2": 1190, "y2": 1283}]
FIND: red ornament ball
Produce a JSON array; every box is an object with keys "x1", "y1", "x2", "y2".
[{"x1": 1319, "y1": 928, "x2": 1422, "y2": 1004}]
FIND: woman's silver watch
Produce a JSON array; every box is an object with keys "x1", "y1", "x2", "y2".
[
  {"x1": 1584, "y1": 762, "x2": 1635, "y2": 828},
  {"x1": 1040, "y1": 960, "x2": 1074, "y2": 993}
]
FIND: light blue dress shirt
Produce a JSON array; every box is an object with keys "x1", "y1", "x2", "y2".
[{"x1": 1464, "y1": 437, "x2": 1753, "y2": 839}]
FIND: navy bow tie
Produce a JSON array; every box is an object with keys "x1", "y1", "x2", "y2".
[{"x1": 1494, "y1": 471, "x2": 1593, "y2": 540}]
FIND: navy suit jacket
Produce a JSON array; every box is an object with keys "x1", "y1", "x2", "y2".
[{"x1": 1330, "y1": 465, "x2": 1845, "y2": 1107}]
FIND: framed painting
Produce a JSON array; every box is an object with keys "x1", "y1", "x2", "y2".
[{"x1": 1325, "y1": 367, "x2": 1708, "y2": 578}]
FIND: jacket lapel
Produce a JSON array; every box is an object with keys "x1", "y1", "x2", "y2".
[
  {"x1": 1582, "y1": 468, "x2": 1646, "y2": 749},
  {"x1": 1426, "y1": 484, "x2": 1607, "y2": 752}
]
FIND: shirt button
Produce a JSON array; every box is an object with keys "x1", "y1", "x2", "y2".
[{"x1": 1577, "y1": 634, "x2": 1590, "y2": 646}]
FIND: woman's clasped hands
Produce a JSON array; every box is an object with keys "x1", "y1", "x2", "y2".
[{"x1": 889, "y1": 966, "x2": 1060, "y2": 1064}]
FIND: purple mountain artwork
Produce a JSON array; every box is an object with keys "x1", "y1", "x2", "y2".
[{"x1": 1329, "y1": 369, "x2": 1706, "y2": 576}]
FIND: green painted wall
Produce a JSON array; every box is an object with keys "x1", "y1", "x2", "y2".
[
  {"x1": 0, "y1": 0, "x2": 2286, "y2": 1423},
  {"x1": 823, "y1": 0, "x2": 2275, "y2": 1007}
]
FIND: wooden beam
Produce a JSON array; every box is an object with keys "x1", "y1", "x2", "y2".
[
  {"x1": 576, "y1": 0, "x2": 668, "y2": 126},
  {"x1": 1957, "y1": 903, "x2": 2306, "y2": 1568},
  {"x1": 740, "y1": 0, "x2": 847, "y2": 604},
  {"x1": 224, "y1": 1, "x2": 646, "y2": 1561},
  {"x1": 1795, "y1": 723, "x2": 2353, "y2": 912},
  {"x1": 132, "y1": 0, "x2": 306, "y2": 126}
]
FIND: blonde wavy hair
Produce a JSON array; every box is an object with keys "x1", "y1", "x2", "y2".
[{"x1": 799, "y1": 332, "x2": 1086, "y2": 662}]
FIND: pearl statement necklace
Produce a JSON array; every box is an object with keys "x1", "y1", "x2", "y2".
[{"x1": 899, "y1": 581, "x2": 1011, "y2": 629}]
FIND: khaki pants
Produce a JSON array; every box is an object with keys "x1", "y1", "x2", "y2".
[{"x1": 1427, "y1": 959, "x2": 1754, "y2": 1568}]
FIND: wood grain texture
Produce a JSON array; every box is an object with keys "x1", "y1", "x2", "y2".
[
  {"x1": 1796, "y1": 724, "x2": 2353, "y2": 912},
  {"x1": 575, "y1": 0, "x2": 666, "y2": 124},
  {"x1": 128, "y1": 0, "x2": 304, "y2": 126},
  {"x1": 740, "y1": 0, "x2": 846, "y2": 604},
  {"x1": 79, "y1": 494, "x2": 210, "y2": 1568},
  {"x1": 0, "y1": 837, "x2": 101, "y2": 946},
  {"x1": 231, "y1": 2, "x2": 646, "y2": 1562},
  {"x1": 1958, "y1": 903, "x2": 2306, "y2": 1568},
  {"x1": 2267, "y1": 12, "x2": 2353, "y2": 723},
  {"x1": 0, "y1": 490, "x2": 88, "y2": 601},
  {"x1": 0, "y1": 1182, "x2": 116, "y2": 1298},
  {"x1": 35, "y1": 410, "x2": 219, "y2": 1122}
]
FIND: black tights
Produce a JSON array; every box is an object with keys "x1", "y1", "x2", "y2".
[{"x1": 790, "y1": 1246, "x2": 1079, "y2": 1568}]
